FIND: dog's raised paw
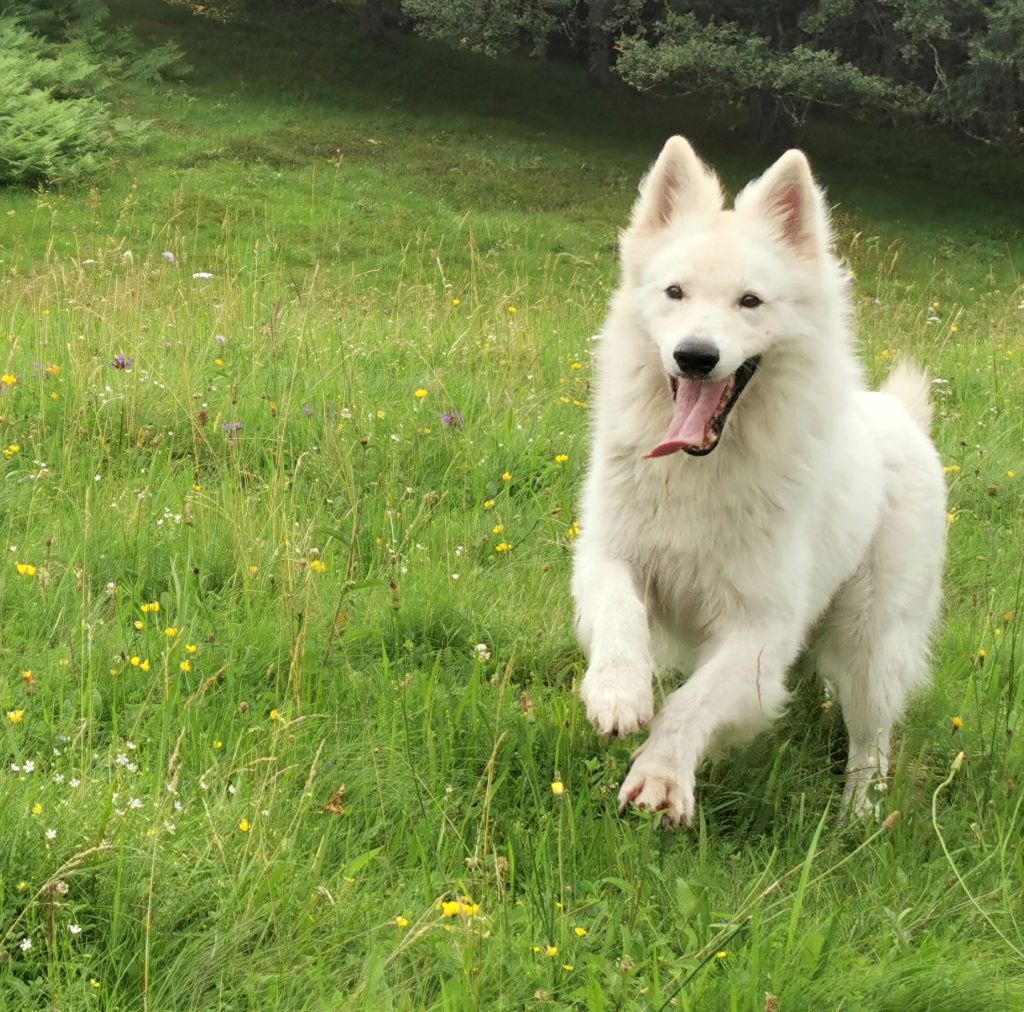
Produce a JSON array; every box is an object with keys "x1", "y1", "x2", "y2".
[
  {"x1": 618, "y1": 751, "x2": 695, "y2": 827},
  {"x1": 579, "y1": 665, "x2": 653, "y2": 737}
]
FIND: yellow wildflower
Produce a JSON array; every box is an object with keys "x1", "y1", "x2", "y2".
[
  {"x1": 1009, "y1": 470, "x2": 1017, "y2": 479},
  {"x1": 451, "y1": 298, "x2": 461, "y2": 306},
  {"x1": 567, "y1": 522, "x2": 581, "y2": 540},
  {"x1": 15, "y1": 563, "x2": 36, "y2": 576},
  {"x1": 185, "y1": 643, "x2": 198, "y2": 654},
  {"x1": 133, "y1": 621, "x2": 144, "y2": 631},
  {"x1": 4, "y1": 444, "x2": 21, "y2": 458},
  {"x1": 574, "y1": 926, "x2": 587, "y2": 937},
  {"x1": 554, "y1": 454, "x2": 569, "y2": 464},
  {"x1": 270, "y1": 709, "x2": 281, "y2": 721},
  {"x1": 214, "y1": 357, "x2": 225, "y2": 367},
  {"x1": 140, "y1": 659, "x2": 151, "y2": 672},
  {"x1": 7, "y1": 709, "x2": 25, "y2": 724},
  {"x1": 32, "y1": 803, "x2": 42, "y2": 816},
  {"x1": 309, "y1": 559, "x2": 327, "y2": 574},
  {"x1": 501, "y1": 472, "x2": 512, "y2": 481},
  {"x1": 179, "y1": 660, "x2": 192, "y2": 673},
  {"x1": 239, "y1": 819, "x2": 250, "y2": 833},
  {"x1": 492, "y1": 524, "x2": 504, "y2": 535},
  {"x1": 439, "y1": 898, "x2": 480, "y2": 918},
  {"x1": 395, "y1": 916, "x2": 410, "y2": 928},
  {"x1": 1, "y1": 374, "x2": 17, "y2": 385},
  {"x1": 483, "y1": 499, "x2": 495, "y2": 509},
  {"x1": 952, "y1": 716, "x2": 964, "y2": 731},
  {"x1": 130, "y1": 656, "x2": 141, "y2": 667},
  {"x1": 545, "y1": 945, "x2": 558, "y2": 957},
  {"x1": 551, "y1": 780, "x2": 565, "y2": 796},
  {"x1": 716, "y1": 950, "x2": 728, "y2": 960},
  {"x1": 507, "y1": 306, "x2": 518, "y2": 314},
  {"x1": 248, "y1": 565, "x2": 259, "y2": 576},
  {"x1": 165, "y1": 627, "x2": 178, "y2": 638},
  {"x1": 495, "y1": 542, "x2": 512, "y2": 553},
  {"x1": 943, "y1": 465, "x2": 961, "y2": 474},
  {"x1": 562, "y1": 964, "x2": 574, "y2": 972},
  {"x1": 45, "y1": 364, "x2": 61, "y2": 378},
  {"x1": 414, "y1": 389, "x2": 428, "y2": 399},
  {"x1": 213, "y1": 740, "x2": 223, "y2": 750}
]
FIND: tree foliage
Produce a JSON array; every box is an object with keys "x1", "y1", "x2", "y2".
[
  {"x1": 164, "y1": 0, "x2": 1024, "y2": 146},
  {"x1": 605, "y1": 2, "x2": 1020, "y2": 145}
]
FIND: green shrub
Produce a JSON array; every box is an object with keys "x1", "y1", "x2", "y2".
[
  {"x1": 0, "y1": 2, "x2": 187, "y2": 187},
  {"x1": 0, "y1": 18, "x2": 116, "y2": 185}
]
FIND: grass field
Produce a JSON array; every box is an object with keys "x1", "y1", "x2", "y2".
[{"x1": 1, "y1": 3, "x2": 1023, "y2": 1008}]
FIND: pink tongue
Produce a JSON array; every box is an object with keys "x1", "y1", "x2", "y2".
[{"x1": 644, "y1": 378, "x2": 731, "y2": 459}]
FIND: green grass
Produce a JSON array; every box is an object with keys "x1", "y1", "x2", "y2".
[{"x1": 1, "y1": 3, "x2": 1023, "y2": 1008}]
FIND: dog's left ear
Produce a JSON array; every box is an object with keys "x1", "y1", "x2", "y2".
[{"x1": 736, "y1": 149, "x2": 828, "y2": 257}]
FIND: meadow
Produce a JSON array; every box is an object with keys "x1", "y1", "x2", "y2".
[{"x1": 1, "y1": 3, "x2": 1023, "y2": 1008}]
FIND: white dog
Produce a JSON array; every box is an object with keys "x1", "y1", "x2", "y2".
[{"x1": 572, "y1": 137, "x2": 946, "y2": 824}]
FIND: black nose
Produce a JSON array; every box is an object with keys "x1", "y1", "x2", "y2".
[{"x1": 673, "y1": 342, "x2": 720, "y2": 378}]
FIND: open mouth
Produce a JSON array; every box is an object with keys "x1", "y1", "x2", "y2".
[{"x1": 643, "y1": 356, "x2": 761, "y2": 459}]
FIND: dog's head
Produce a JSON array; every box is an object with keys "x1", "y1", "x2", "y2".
[{"x1": 618, "y1": 137, "x2": 839, "y2": 458}]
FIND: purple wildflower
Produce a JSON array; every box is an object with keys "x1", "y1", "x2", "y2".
[
  {"x1": 162, "y1": 251, "x2": 176, "y2": 264},
  {"x1": 223, "y1": 421, "x2": 243, "y2": 434},
  {"x1": 111, "y1": 354, "x2": 135, "y2": 370},
  {"x1": 441, "y1": 409, "x2": 464, "y2": 428},
  {"x1": 303, "y1": 405, "x2": 312, "y2": 416}
]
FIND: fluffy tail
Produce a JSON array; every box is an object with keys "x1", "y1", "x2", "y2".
[{"x1": 881, "y1": 361, "x2": 933, "y2": 433}]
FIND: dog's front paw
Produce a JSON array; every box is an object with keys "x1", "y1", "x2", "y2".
[
  {"x1": 618, "y1": 747, "x2": 696, "y2": 827},
  {"x1": 579, "y1": 664, "x2": 653, "y2": 737}
]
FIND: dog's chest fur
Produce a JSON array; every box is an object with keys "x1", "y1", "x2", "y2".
[{"x1": 599, "y1": 440, "x2": 809, "y2": 634}]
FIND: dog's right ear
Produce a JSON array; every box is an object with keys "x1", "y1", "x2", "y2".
[{"x1": 628, "y1": 136, "x2": 723, "y2": 236}]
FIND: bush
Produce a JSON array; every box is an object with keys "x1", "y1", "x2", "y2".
[
  {"x1": 0, "y1": 18, "x2": 115, "y2": 185},
  {"x1": 0, "y1": 2, "x2": 187, "y2": 187}
]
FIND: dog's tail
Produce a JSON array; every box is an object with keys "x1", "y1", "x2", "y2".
[{"x1": 881, "y1": 361, "x2": 933, "y2": 433}]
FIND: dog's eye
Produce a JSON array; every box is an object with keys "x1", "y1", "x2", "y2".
[
  {"x1": 665, "y1": 284, "x2": 684, "y2": 301},
  {"x1": 739, "y1": 293, "x2": 762, "y2": 309}
]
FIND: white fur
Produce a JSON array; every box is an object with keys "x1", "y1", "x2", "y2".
[{"x1": 572, "y1": 137, "x2": 946, "y2": 825}]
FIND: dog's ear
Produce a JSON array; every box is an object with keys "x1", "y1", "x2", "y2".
[
  {"x1": 628, "y1": 136, "x2": 723, "y2": 236},
  {"x1": 736, "y1": 149, "x2": 828, "y2": 257}
]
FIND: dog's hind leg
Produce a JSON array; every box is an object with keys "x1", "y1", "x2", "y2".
[{"x1": 817, "y1": 489, "x2": 944, "y2": 818}]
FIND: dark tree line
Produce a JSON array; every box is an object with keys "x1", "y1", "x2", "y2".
[{"x1": 171, "y1": 0, "x2": 1024, "y2": 146}]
